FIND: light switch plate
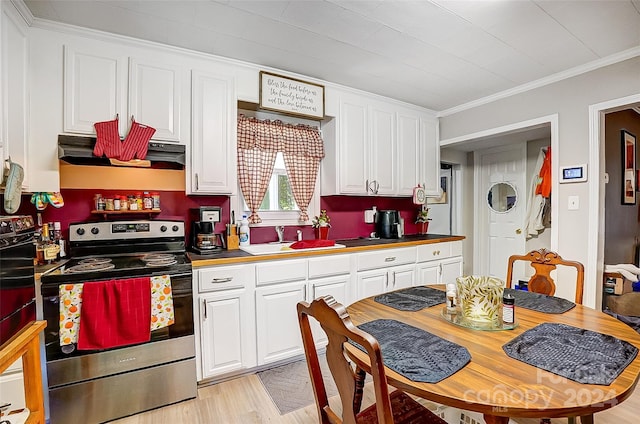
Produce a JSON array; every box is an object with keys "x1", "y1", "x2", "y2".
[{"x1": 364, "y1": 209, "x2": 375, "y2": 223}]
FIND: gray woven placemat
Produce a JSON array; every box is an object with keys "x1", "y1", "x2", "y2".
[
  {"x1": 352, "y1": 319, "x2": 471, "y2": 383},
  {"x1": 504, "y1": 288, "x2": 575, "y2": 314},
  {"x1": 374, "y1": 286, "x2": 446, "y2": 311},
  {"x1": 503, "y1": 322, "x2": 638, "y2": 385}
]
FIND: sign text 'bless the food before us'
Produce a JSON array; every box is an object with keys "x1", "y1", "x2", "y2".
[{"x1": 259, "y1": 71, "x2": 325, "y2": 120}]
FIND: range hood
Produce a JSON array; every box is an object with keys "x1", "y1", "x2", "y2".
[{"x1": 58, "y1": 135, "x2": 186, "y2": 169}]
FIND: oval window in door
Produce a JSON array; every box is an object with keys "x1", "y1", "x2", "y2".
[{"x1": 487, "y1": 182, "x2": 517, "y2": 213}]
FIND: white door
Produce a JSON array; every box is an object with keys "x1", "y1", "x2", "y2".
[{"x1": 476, "y1": 144, "x2": 527, "y2": 281}]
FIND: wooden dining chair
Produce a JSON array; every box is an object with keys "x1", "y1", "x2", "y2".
[
  {"x1": 506, "y1": 249, "x2": 591, "y2": 424},
  {"x1": 297, "y1": 296, "x2": 447, "y2": 424},
  {"x1": 506, "y1": 248, "x2": 585, "y2": 304}
]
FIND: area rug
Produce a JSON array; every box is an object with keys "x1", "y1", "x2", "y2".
[{"x1": 257, "y1": 354, "x2": 339, "y2": 415}]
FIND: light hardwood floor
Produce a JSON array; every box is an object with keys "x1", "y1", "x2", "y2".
[{"x1": 111, "y1": 372, "x2": 639, "y2": 424}]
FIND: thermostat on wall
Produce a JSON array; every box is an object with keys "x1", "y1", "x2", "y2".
[{"x1": 560, "y1": 164, "x2": 587, "y2": 183}]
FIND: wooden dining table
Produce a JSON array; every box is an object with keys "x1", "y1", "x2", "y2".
[{"x1": 344, "y1": 285, "x2": 640, "y2": 424}]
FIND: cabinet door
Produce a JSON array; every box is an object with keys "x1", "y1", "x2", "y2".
[
  {"x1": 356, "y1": 269, "x2": 388, "y2": 300},
  {"x1": 416, "y1": 261, "x2": 441, "y2": 286},
  {"x1": 2, "y1": 6, "x2": 28, "y2": 187},
  {"x1": 128, "y1": 58, "x2": 182, "y2": 141},
  {"x1": 200, "y1": 288, "x2": 256, "y2": 379},
  {"x1": 440, "y1": 256, "x2": 463, "y2": 286},
  {"x1": 369, "y1": 102, "x2": 395, "y2": 195},
  {"x1": 390, "y1": 264, "x2": 415, "y2": 290},
  {"x1": 338, "y1": 95, "x2": 368, "y2": 194},
  {"x1": 63, "y1": 45, "x2": 127, "y2": 136},
  {"x1": 255, "y1": 281, "x2": 306, "y2": 365},
  {"x1": 396, "y1": 111, "x2": 421, "y2": 196},
  {"x1": 190, "y1": 70, "x2": 236, "y2": 194},
  {"x1": 308, "y1": 275, "x2": 350, "y2": 346},
  {"x1": 420, "y1": 117, "x2": 440, "y2": 196}
]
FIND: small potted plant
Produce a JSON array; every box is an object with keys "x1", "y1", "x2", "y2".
[
  {"x1": 312, "y1": 209, "x2": 331, "y2": 239},
  {"x1": 415, "y1": 208, "x2": 431, "y2": 235}
]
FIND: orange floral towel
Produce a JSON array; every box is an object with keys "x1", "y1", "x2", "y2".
[{"x1": 59, "y1": 275, "x2": 174, "y2": 347}]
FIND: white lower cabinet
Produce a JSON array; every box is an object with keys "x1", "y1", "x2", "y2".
[
  {"x1": 196, "y1": 264, "x2": 256, "y2": 381},
  {"x1": 415, "y1": 241, "x2": 464, "y2": 286},
  {"x1": 255, "y1": 281, "x2": 307, "y2": 365},
  {"x1": 355, "y1": 247, "x2": 417, "y2": 300},
  {"x1": 200, "y1": 288, "x2": 256, "y2": 379}
]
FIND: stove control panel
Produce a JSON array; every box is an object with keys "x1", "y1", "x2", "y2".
[{"x1": 70, "y1": 220, "x2": 185, "y2": 242}]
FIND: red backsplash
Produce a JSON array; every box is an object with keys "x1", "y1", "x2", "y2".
[{"x1": 5, "y1": 191, "x2": 425, "y2": 245}]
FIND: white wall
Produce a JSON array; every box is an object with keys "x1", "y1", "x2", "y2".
[{"x1": 439, "y1": 57, "x2": 640, "y2": 306}]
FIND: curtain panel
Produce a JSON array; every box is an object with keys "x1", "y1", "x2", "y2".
[{"x1": 237, "y1": 115, "x2": 325, "y2": 223}]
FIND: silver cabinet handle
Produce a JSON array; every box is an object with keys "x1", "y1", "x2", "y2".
[
  {"x1": 195, "y1": 173, "x2": 199, "y2": 190},
  {"x1": 366, "y1": 179, "x2": 369, "y2": 193},
  {"x1": 384, "y1": 256, "x2": 396, "y2": 262},
  {"x1": 375, "y1": 180, "x2": 380, "y2": 194},
  {"x1": 203, "y1": 299, "x2": 207, "y2": 320},
  {"x1": 392, "y1": 271, "x2": 396, "y2": 286},
  {"x1": 211, "y1": 277, "x2": 233, "y2": 283}
]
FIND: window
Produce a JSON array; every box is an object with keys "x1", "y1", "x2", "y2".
[{"x1": 235, "y1": 108, "x2": 321, "y2": 227}]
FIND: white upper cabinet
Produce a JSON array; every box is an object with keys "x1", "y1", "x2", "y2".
[
  {"x1": 189, "y1": 70, "x2": 236, "y2": 195},
  {"x1": 128, "y1": 59, "x2": 182, "y2": 141},
  {"x1": 63, "y1": 46, "x2": 185, "y2": 142},
  {"x1": 1, "y1": 2, "x2": 29, "y2": 188},
  {"x1": 63, "y1": 45, "x2": 127, "y2": 136},
  {"x1": 322, "y1": 89, "x2": 438, "y2": 197}
]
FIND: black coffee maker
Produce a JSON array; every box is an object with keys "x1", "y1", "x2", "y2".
[
  {"x1": 191, "y1": 221, "x2": 226, "y2": 255},
  {"x1": 375, "y1": 210, "x2": 401, "y2": 239}
]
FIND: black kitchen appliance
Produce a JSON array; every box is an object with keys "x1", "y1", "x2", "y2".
[
  {"x1": 0, "y1": 215, "x2": 36, "y2": 346},
  {"x1": 191, "y1": 220, "x2": 225, "y2": 255},
  {"x1": 375, "y1": 210, "x2": 401, "y2": 239},
  {"x1": 39, "y1": 219, "x2": 196, "y2": 424}
]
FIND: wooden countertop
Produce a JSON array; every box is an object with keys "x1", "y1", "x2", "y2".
[{"x1": 189, "y1": 234, "x2": 465, "y2": 267}]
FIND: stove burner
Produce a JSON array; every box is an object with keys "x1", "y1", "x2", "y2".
[
  {"x1": 78, "y1": 257, "x2": 113, "y2": 265},
  {"x1": 142, "y1": 253, "x2": 175, "y2": 262},
  {"x1": 144, "y1": 259, "x2": 178, "y2": 267},
  {"x1": 65, "y1": 262, "x2": 116, "y2": 274}
]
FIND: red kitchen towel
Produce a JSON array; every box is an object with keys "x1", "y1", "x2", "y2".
[
  {"x1": 93, "y1": 116, "x2": 122, "y2": 159},
  {"x1": 77, "y1": 277, "x2": 152, "y2": 350},
  {"x1": 119, "y1": 118, "x2": 156, "y2": 161},
  {"x1": 289, "y1": 239, "x2": 336, "y2": 249}
]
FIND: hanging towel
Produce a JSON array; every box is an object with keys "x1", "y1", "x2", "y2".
[
  {"x1": 119, "y1": 118, "x2": 156, "y2": 161},
  {"x1": 93, "y1": 116, "x2": 122, "y2": 159},
  {"x1": 150, "y1": 275, "x2": 175, "y2": 330},
  {"x1": 59, "y1": 283, "x2": 84, "y2": 347},
  {"x1": 77, "y1": 278, "x2": 151, "y2": 350}
]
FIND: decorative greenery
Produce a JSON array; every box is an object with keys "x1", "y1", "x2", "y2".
[
  {"x1": 415, "y1": 208, "x2": 431, "y2": 223},
  {"x1": 312, "y1": 209, "x2": 331, "y2": 228},
  {"x1": 456, "y1": 276, "x2": 505, "y2": 323}
]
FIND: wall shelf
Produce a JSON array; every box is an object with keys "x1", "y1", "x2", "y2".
[{"x1": 91, "y1": 210, "x2": 161, "y2": 219}]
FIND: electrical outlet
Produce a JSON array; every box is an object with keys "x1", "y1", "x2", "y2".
[{"x1": 364, "y1": 209, "x2": 375, "y2": 223}]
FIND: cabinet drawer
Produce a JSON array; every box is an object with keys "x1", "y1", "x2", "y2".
[
  {"x1": 198, "y1": 264, "x2": 254, "y2": 292},
  {"x1": 256, "y1": 259, "x2": 307, "y2": 286},
  {"x1": 308, "y1": 254, "x2": 351, "y2": 279},
  {"x1": 417, "y1": 241, "x2": 462, "y2": 262},
  {"x1": 357, "y1": 247, "x2": 416, "y2": 271}
]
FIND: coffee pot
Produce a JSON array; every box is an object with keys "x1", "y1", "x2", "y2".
[{"x1": 191, "y1": 221, "x2": 226, "y2": 254}]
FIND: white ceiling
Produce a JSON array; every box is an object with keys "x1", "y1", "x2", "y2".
[{"x1": 23, "y1": 0, "x2": 640, "y2": 112}]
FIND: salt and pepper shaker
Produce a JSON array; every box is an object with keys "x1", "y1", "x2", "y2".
[
  {"x1": 503, "y1": 293, "x2": 515, "y2": 325},
  {"x1": 446, "y1": 283, "x2": 457, "y2": 314}
]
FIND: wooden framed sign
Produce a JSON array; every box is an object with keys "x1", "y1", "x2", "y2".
[{"x1": 259, "y1": 71, "x2": 325, "y2": 120}]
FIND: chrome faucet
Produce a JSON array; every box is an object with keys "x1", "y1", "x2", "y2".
[
  {"x1": 275, "y1": 226, "x2": 285, "y2": 243},
  {"x1": 296, "y1": 229, "x2": 303, "y2": 241}
]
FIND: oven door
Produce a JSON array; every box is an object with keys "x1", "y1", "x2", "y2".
[
  {"x1": 0, "y1": 236, "x2": 36, "y2": 345},
  {"x1": 41, "y1": 271, "x2": 193, "y2": 362}
]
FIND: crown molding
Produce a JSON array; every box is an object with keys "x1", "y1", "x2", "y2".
[
  {"x1": 9, "y1": 0, "x2": 34, "y2": 26},
  {"x1": 437, "y1": 46, "x2": 640, "y2": 118}
]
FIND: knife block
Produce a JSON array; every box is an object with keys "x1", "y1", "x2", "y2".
[{"x1": 226, "y1": 226, "x2": 239, "y2": 250}]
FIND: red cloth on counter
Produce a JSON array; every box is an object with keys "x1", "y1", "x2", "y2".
[
  {"x1": 119, "y1": 119, "x2": 156, "y2": 161},
  {"x1": 289, "y1": 239, "x2": 336, "y2": 249},
  {"x1": 77, "y1": 277, "x2": 151, "y2": 350},
  {"x1": 93, "y1": 117, "x2": 122, "y2": 159}
]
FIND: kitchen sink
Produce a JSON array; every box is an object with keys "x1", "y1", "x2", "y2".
[{"x1": 239, "y1": 242, "x2": 346, "y2": 256}]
